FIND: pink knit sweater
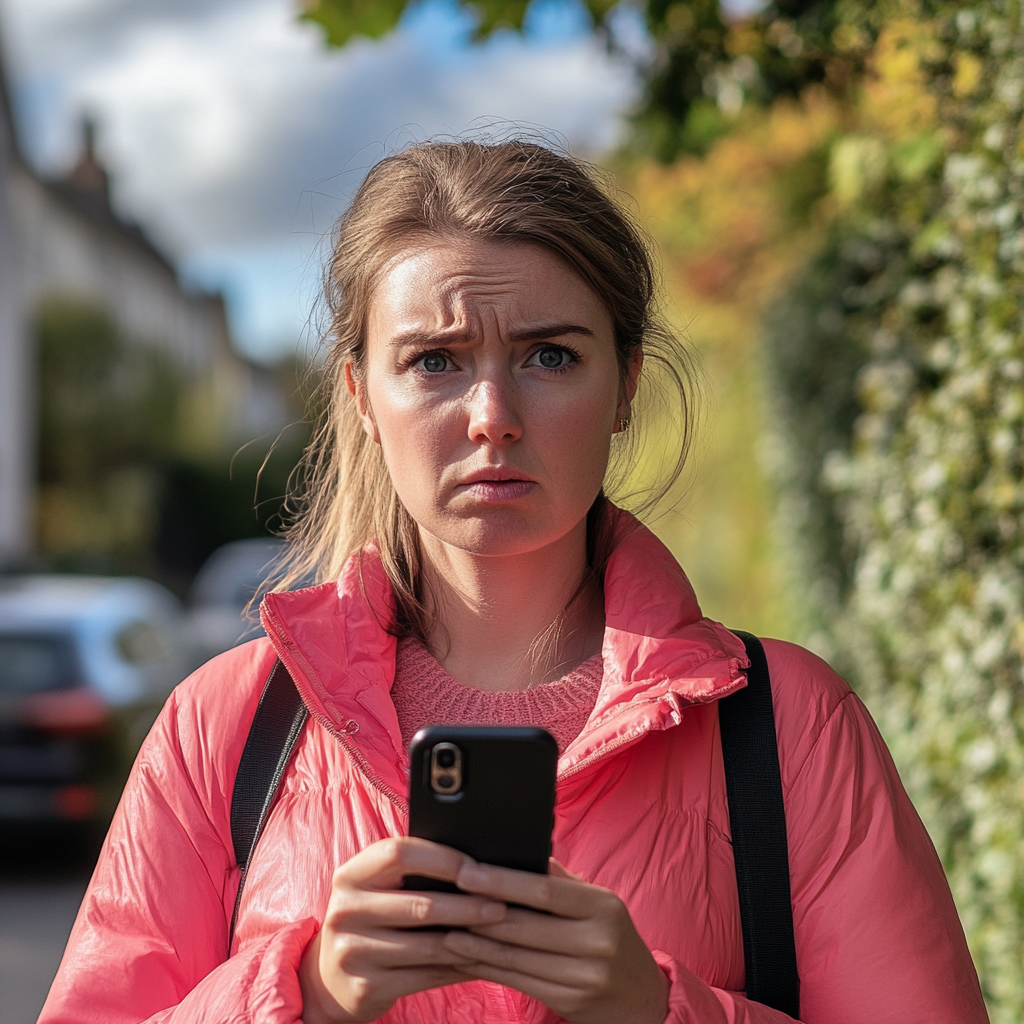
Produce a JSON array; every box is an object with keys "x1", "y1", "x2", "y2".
[{"x1": 391, "y1": 637, "x2": 604, "y2": 754}]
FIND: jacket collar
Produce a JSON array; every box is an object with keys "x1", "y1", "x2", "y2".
[{"x1": 260, "y1": 509, "x2": 749, "y2": 800}]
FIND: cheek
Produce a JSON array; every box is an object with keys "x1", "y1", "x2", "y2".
[
  {"x1": 539, "y1": 381, "x2": 619, "y2": 475},
  {"x1": 368, "y1": 378, "x2": 455, "y2": 495}
]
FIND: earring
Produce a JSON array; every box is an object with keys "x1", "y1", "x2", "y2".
[{"x1": 617, "y1": 417, "x2": 631, "y2": 433}]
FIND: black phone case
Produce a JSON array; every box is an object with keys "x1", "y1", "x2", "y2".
[{"x1": 404, "y1": 725, "x2": 558, "y2": 893}]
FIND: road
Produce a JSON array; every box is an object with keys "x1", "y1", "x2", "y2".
[{"x1": 0, "y1": 834, "x2": 91, "y2": 1024}]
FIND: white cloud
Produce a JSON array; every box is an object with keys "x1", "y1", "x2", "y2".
[{"x1": 1, "y1": 0, "x2": 638, "y2": 356}]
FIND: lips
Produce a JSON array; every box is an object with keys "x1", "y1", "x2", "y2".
[
  {"x1": 459, "y1": 467, "x2": 534, "y2": 486},
  {"x1": 456, "y1": 467, "x2": 536, "y2": 502}
]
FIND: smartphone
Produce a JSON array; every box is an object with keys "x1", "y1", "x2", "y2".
[{"x1": 403, "y1": 725, "x2": 558, "y2": 894}]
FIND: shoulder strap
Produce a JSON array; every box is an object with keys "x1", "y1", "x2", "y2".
[
  {"x1": 720, "y1": 630, "x2": 800, "y2": 1018},
  {"x1": 229, "y1": 658, "x2": 309, "y2": 946}
]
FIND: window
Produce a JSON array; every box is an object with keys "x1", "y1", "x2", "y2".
[{"x1": 0, "y1": 634, "x2": 81, "y2": 694}]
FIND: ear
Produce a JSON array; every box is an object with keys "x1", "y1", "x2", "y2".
[
  {"x1": 616, "y1": 347, "x2": 643, "y2": 423},
  {"x1": 344, "y1": 360, "x2": 380, "y2": 444}
]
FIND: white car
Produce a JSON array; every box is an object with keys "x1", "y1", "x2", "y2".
[
  {"x1": 0, "y1": 575, "x2": 187, "y2": 830},
  {"x1": 185, "y1": 538, "x2": 293, "y2": 665}
]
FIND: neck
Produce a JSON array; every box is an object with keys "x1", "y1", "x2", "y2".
[{"x1": 418, "y1": 519, "x2": 604, "y2": 691}]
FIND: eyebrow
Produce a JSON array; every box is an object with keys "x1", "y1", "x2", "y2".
[
  {"x1": 510, "y1": 323, "x2": 595, "y2": 342},
  {"x1": 389, "y1": 323, "x2": 595, "y2": 347}
]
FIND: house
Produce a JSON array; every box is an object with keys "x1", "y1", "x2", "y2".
[
  {"x1": 0, "y1": 47, "x2": 31, "y2": 564},
  {"x1": 0, "y1": 38, "x2": 293, "y2": 567}
]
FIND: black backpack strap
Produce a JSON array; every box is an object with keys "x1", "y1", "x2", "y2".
[
  {"x1": 719, "y1": 630, "x2": 800, "y2": 1019},
  {"x1": 229, "y1": 658, "x2": 309, "y2": 947}
]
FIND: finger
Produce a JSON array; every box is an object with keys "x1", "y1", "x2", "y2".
[
  {"x1": 454, "y1": 959, "x2": 588, "y2": 1009},
  {"x1": 455, "y1": 862, "x2": 599, "y2": 918},
  {"x1": 443, "y1": 930, "x2": 599, "y2": 988},
  {"x1": 322, "y1": 929, "x2": 478, "y2": 969},
  {"x1": 467, "y1": 906, "x2": 608, "y2": 957},
  {"x1": 338, "y1": 836, "x2": 474, "y2": 891},
  {"x1": 328, "y1": 889, "x2": 506, "y2": 931},
  {"x1": 383, "y1": 965, "x2": 482, "y2": 996}
]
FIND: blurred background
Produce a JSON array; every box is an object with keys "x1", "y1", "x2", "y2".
[{"x1": 0, "y1": 0, "x2": 1022, "y2": 1020}]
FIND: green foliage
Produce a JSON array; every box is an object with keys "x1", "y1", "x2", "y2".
[
  {"x1": 299, "y1": 0, "x2": 409, "y2": 45},
  {"x1": 37, "y1": 300, "x2": 181, "y2": 487},
  {"x1": 634, "y1": 0, "x2": 856, "y2": 160},
  {"x1": 299, "y1": 0, "x2": 870, "y2": 160},
  {"x1": 35, "y1": 298, "x2": 186, "y2": 573},
  {"x1": 764, "y1": 5, "x2": 1024, "y2": 1016},
  {"x1": 34, "y1": 297, "x2": 308, "y2": 589},
  {"x1": 155, "y1": 427, "x2": 308, "y2": 584},
  {"x1": 631, "y1": 0, "x2": 732, "y2": 160},
  {"x1": 300, "y1": 0, "x2": 617, "y2": 44}
]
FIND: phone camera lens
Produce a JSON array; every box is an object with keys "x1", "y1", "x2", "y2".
[{"x1": 430, "y1": 743, "x2": 462, "y2": 796}]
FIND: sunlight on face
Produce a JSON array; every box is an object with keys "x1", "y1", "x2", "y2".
[{"x1": 356, "y1": 237, "x2": 629, "y2": 558}]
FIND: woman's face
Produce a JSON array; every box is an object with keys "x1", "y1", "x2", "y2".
[{"x1": 354, "y1": 236, "x2": 635, "y2": 558}]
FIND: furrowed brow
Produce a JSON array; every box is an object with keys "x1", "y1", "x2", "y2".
[
  {"x1": 507, "y1": 323, "x2": 595, "y2": 342},
  {"x1": 388, "y1": 323, "x2": 594, "y2": 347},
  {"x1": 388, "y1": 329, "x2": 474, "y2": 348}
]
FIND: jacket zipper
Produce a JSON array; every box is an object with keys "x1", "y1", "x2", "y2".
[
  {"x1": 262, "y1": 613, "x2": 409, "y2": 811},
  {"x1": 313, "y1": 701, "x2": 408, "y2": 811}
]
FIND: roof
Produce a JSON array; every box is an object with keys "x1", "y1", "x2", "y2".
[
  {"x1": 42, "y1": 175, "x2": 178, "y2": 276},
  {"x1": 0, "y1": 20, "x2": 20, "y2": 167},
  {"x1": 0, "y1": 26, "x2": 186, "y2": 281}
]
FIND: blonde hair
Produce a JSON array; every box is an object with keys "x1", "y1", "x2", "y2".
[{"x1": 280, "y1": 139, "x2": 702, "y2": 643}]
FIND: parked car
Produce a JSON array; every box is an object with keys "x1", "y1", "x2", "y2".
[
  {"x1": 185, "y1": 538, "x2": 290, "y2": 665},
  {"x1": 0, "y1": 575, "x2": 187, "y2": 834}
]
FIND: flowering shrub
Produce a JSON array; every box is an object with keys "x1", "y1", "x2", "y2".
[{"x1": 765, "y1": 6, "x2": 1024, "y2": 1017}]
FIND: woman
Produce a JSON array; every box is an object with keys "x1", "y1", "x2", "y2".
[{"x1": 41, "y1": 141, "x2": 988, "y2": 1024}]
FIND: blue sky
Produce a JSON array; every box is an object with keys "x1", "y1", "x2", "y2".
[{"x1": 1, "y1": 0, "x2": 643, "y2": 360}]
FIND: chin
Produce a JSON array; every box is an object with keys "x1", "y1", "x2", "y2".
[{"x1": 425, "y1": 508, "x2": 574, "y2": 559}]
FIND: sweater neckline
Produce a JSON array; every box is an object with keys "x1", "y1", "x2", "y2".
[
  {"x1": 259, "y1": 508, "x2": 750, "y2": 800},
  {"x1": 395, "y1": 636, "x2": 604, "y2": 694},
  {"x1": 390, "y1": 637, "x2": 605, "y2": 753}
]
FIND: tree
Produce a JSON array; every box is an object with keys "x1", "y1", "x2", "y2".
[
  {"x1": 36, "y1": 298, "x2": 184, "y2": 574},
  {"x1": 35, "y1": 297, "x2": 309, "y2": 588},
  {"x1": 299, "y1": 0, "x2": 871, "y2": 160}
]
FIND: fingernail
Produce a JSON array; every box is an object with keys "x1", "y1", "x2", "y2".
[{"x1": 480, "y1": 901, "x2": 506, "y2": 922}]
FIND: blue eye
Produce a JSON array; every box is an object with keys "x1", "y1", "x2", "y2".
[
  {"x1": 530, "y1": 346, "x2": 572, "y2": 369},
  {"x1": 419, "y1": 353, "x2": 449, "y2": 373}
]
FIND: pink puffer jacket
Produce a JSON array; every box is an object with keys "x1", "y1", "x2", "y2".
[{"x1": 40, "y1": 520, "x2": 988, "y2": 1024}]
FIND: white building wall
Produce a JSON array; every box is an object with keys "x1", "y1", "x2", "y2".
[
  {"x1": 0, "y1": 101, "x2": 30, "y2": 562},
  {"x1": 11, "y1": 171, "x2": 228, "y2": 375},
  {"x1": 0, "y1": 39, "x2": 294, "y2": 563}
]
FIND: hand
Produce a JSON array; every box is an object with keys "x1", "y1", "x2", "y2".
[
  {"x1": 443, "y1": 859, "x2": 669, "y2": 1024},
  {"x1": 300, "y1": 837, "x2": 507, "y2": 1023}
]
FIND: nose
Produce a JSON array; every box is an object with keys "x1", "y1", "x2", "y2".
[{"x1": 465, "y1": 374, "x2": 523, "y2": 446}]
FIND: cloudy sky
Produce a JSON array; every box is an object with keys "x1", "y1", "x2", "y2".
[{"x1": 0, "y1": 0, "x2": 642, "y2": 359}]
